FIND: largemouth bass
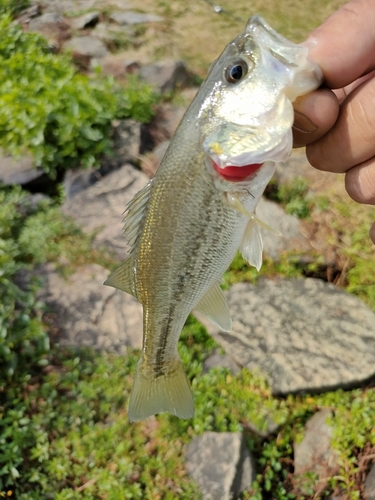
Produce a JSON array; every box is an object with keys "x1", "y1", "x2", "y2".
[{"x1": 105, "y1": 15, "x2": 322, "y2": 421}]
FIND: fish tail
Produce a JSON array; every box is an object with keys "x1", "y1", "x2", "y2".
[{"x1": 128, "y1": 355, "x2": 194, "y2": 422}]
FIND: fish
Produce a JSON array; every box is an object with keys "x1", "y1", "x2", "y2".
[{"x1": 104, "y1": 15, "x2": 322, "y2": 421}]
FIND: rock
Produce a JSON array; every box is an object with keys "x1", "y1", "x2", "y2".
[
  {"x1": 109, "y1": 11, "x2": 163, "y2": 25},
  {"x1": 39, "y1": 263, "x2": 142, "y2": 351},
  {"x1": 16, "y1": 4, "x2": 42, "y2": 25},
  {"x1": 256, "y1": 197, "x2": 310, "y2": 260},
  {"x1": 149, "y1": 103, "x2": 187, "y2": 143},
  {"x1": 109, "y1": 119, "x2": 143, "y2": 167},
  {"x1": 63, "y1": 167, "x2": 101, "y2": 199},
  {"x1": 63, "y1": 163, "x2": 149, "y2": 259},
  {"x1": 203, "y1": 349, "x2": 241, "y2": 375},
  {"x1": 64, "y1": 35, "x2": 108, "y2": 58},
  {"x1": 27, "y1": 12, "x2": 69, "y2": 47},
  {"x1": 0, "y1": 149, "x2": 42, "y2": 185},
  {"x1": 294, "y1": 410, "x2": 339, "y2": 482},
  {"x1": 365, "y1": 462, "x2": 375, "y2": 500},
  {"x1": 201, "y1": 278, "x2": 375, "y2": 394},
  {"x1": 70, "y1": 11, "x2": 100, "y2": 30},
  {"x1": 186, "y1": 432, "x2": 255, "y2": 500},
  {"x1": 97, "y1": 54, "x2": 140, "y2": 78},
  {"x1": 91, "y1": 22, "x2": 135, "y2": 47},
  {"x1": 139, "y1": 60, "x2": 191, "y2": 93}
]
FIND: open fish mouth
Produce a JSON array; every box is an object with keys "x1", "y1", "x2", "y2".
[{"x1": 208, "y1": 128, "x2": 292, "y2": 182}]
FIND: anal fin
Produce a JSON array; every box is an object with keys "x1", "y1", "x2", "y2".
[
  {"x1": 104, "y1": 256, "x2": 136, "y2": 298},
  {"x1": 194, "y1": 281, "x2": 232, "y2": 332}
]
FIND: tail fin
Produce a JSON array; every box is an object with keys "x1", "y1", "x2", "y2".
[{"x1": 128, "y1": 356, "x2": 194, "y2": 422}]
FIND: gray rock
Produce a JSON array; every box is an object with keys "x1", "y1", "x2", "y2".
[
  {"x1": 28, "y1": 12, "x2": 65, "y2": 31},
  {"x1": 63, "y1": 167, "x2": 101, "y2": 199},
  {"x1": 39, "y1": 263, "x2": 142, "y2": 351},
  {"x1": 256, "y1": 197, "x2": 310, "y2": 260},
  {"x1": 186, "y1": 432, "x2": 255, "y2": 500},
  {"x1": 201, "y1": 278, "x2": 375, "y2": 394},
  {"x1": 294, "y1": 410, "x2": 339, "y2": 480},
  {"x1": 109, "y1": 11, "x2": 162, "y2": 25},
  {"x1": 203, "y1": 349, "x2": 241, "y2": 375},
  {"x1": 139, "y1": 60, "x2": 190, "y2": 93},
  {"x1": 0, "y1": 149, "x2": 42, "y2": 185},
  {"x1": 110, "y1": 119, "x2": 142, "y2": 166},
  {"x1": 97, "y1": 54, "x2": 140, "y2": 78},
  {"x1": 16, "y1": 4, "x2": 42, "y2": 25},
  {"x1": 63, "y1": 163, "x2": 149, "y2": 259},
  {"x1": 365, "y1": 462, "x2": 375, "y2": 500},
  {"x1": 64, "y1": 35, "x2": 108, "y2": 58},
  {"x1": 70, "y1": 11, "x2": 100, "y2": 30}
]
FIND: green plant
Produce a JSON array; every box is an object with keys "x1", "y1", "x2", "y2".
[{"x1": 0, "y1": 14, "x2": 158, "y2": 179}]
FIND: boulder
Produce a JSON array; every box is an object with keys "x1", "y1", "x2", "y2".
[
  {"x1": 39, "y1": 263, "x2": 142, "y2": 351},
  {"x1": 294, "y1": 409, "x2": 339, "y2": 482},
  {"x1": 64, "y1": 35, "x2": 108, "y2": 58},
  {"x1": 186, "y1": 432, "x2": 256, "y2": 500},
  {"x1": 201, "y1": 278, "x2": 375, "y2": 394},
  {"x1": 70, "y1": 11, "x2": 100, "y2": 30},
  {"x1": 63, "y1": 163, "x2": 149, "y2": 259},
  {"x1": 139, "y1": 60, "x2": 191, "y2": 93}
]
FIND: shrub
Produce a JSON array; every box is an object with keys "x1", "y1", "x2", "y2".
[{"x1": 0, "y1": 14, "x2": 158, "y2": 179}]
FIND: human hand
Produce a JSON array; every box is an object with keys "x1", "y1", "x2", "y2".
[{"x1": 292, "y1": 0, "x2": 375, "y2": 243}]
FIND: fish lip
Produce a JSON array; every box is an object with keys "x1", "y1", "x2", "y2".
[{"x1": 207, "y1": 129, "x2": 292, "y2": 171}]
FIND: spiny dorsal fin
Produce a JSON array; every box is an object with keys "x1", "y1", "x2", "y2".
[
  {"x1": 123, "y1": 179, "x2": 153, "y2": 252},
  {"x1": 104, "y1": 255, "x2": 137, "y2": 299},
  {"x1": 194, "y1": 281, "x2": 232, "y2": 332},
  {"x1": 240, "y1": 219, "x2": 263, "y2": 271}
]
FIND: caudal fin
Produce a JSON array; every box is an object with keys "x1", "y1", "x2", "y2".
[{"x1": 128, "y1": 356, "x2": 194, "y2": 422}]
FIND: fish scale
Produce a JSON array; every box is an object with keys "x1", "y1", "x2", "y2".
[{"x1": 105, "y1": 15, "x2": 322, "y2": 421}]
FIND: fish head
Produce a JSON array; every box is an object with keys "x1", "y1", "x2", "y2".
[{"x1": 198, "y1": 15, "x2": 322, "y2": 183}]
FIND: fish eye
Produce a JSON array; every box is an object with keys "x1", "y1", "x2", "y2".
[{"x1": 225, "y1": 59, "x2": 248, "y2": 83}]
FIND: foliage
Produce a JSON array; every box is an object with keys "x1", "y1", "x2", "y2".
[
  {"x1": 0, "y1": 0, "x2": 29, "y2": 16},
  {"x1": 0, "y1": 14, "x2": 158, "y2": 179},
  {"x1": 266, "y1": 177, "x2": 312, "y2": 219}
]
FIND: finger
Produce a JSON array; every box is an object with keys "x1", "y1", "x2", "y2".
[
  {"x1": 306, "y1": 76, "x2": 375, "y2": 172},
  {"x1": 292, "y1": 88, "x2": 339, "y2": 147},
  {"x1": 345, "y1": 158, "x2": 375, "y2": 204},
  {"x1": 370, "y1": 222, "x2": 375, "y2": 244},
  {"x1": 302, "y1": 0, "x2": 375, "y2": 88}
]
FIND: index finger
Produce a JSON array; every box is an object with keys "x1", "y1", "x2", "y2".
[{"x1": 303, "y1": 0, "x2": 375, "y2": 88}]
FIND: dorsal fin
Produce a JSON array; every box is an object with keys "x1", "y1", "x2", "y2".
[
  {"x1": 194, "y1": 281, "x2": 232, "y2": 332},
  {"x1": 123, "y1": 179, "x2": 153, "y2": 252}
]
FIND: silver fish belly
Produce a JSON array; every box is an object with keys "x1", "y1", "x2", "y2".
[{"x1": 105, "y1": 15, "x2": 322, "y2": 421}]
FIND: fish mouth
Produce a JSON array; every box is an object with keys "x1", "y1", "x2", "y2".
[
  {"x1": 206, "y1": 128, "x2": 293, "y2": 182},
  {"x1": 212, "y1": 160, "x2": 263, "y2": 182}
]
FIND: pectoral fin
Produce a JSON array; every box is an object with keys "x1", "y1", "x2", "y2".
[
  {"x1": 104, "y1": 256, "x2": 137, "y2": 299},
  {"x1": 240, "y1": 219, "x2": 263, "y2": 271},
  {"x1": 226, "y1": 193, "x2": 281, "y2": 235},
  {"x1": 194, "y1": 281, "x2": 232, "y2": 332}
]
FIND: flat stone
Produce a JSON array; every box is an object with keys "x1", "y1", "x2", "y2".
[
  {"x1": 139, "y1": 60, "x2": 190, "y2": 93},
  {"x1": 28, "y1": 12, "x2": 65, "y2": 31},
  {"x1": 186, "y1": 432, "x2": 255, "y2": 500},
  {"x1": 38, "y1": 264, "x2": 142, "y2": 351},
  {"x1": 0, "y1": 149, "x2": 42, "y2": 185},
  {"x1": 201, "y1": 278, "x2": 375, "y2": 394},
  {"x1": 64, "y1": 35, "x2": 108, "y2": 58},
  {"x1": 365, "y1": 462, "x2": 375, "y2": 500},
  {"x1": 63, "y1": 163, "x2": 149, "y2": 259},
  {"x1": 70, "y1": 11, "x2": 100, "y2": 30},
  {"x1": 256, "y1": 197, "x2": 310, "y2": 260},
  {"x1": 294, "y1": 410, "x2": 339, "y2": 480},
  {"x1": 203, "y1": 349, "x2": 241, "y2": 375},
  {"x1": 109, "y1": 11, "x2": 162, "y2": 25},
  {"x1": 97, "y1": 54, "x2": 140, "y2": 78}
]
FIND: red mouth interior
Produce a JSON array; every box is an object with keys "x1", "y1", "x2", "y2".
[{"x1": 212, "y1": 161, "x2": 263, "y2": 182}]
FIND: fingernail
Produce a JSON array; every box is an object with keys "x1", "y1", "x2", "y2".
[{"x1": 293, "y1": 110, "x2": 318, "y2": 133}]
